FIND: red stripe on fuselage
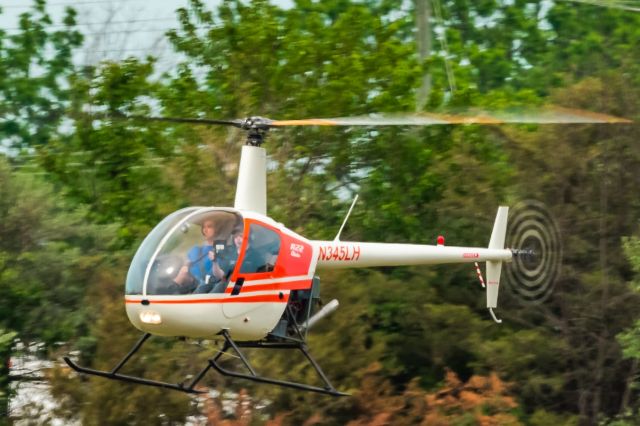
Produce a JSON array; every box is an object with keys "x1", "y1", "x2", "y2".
[
  {"x1": 124, "y1": 294, "x2": 289, "y2": 304},
  {"x1": 224, "y1": 279, "x2": 312, "y2": 294}
]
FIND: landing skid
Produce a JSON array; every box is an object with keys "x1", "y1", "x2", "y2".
[
  {"x1": 211, "y1": 330, "x2": 347, "y2": 396},
  {"x1": 63, "y1": 330, "x2": 346, "y2": 396}
]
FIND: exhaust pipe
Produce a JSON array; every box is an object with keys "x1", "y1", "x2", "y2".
[{"x1": 301, "y1": 299, "x2": 339, "y2": 332}]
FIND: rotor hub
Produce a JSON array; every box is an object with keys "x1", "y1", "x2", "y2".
[
  {"x1": 240, "y1": 116, "x2": 272, "y2": 146},
  {"x1": 511, "y1": 248, "x2": 537, "y2": 263}
]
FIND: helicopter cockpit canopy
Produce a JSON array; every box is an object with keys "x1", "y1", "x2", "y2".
[{"x1": 125, "y1": 208, "x2": 244, "y2": 296}]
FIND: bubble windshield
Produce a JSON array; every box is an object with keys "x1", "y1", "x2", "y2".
[
  {"x1": 125, "y1": 207, "x2": 200, "y2": 295},
  {"x1": 142, "y1": 210, "x2": 244, "y2": 295}
]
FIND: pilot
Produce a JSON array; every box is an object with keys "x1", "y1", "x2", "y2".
[
  {"x1": 220, "y1": 228, "x2": 242, "y2": 279},
  {"x1": 175, "y1": 218, "x2": 225, "y2": 293}
]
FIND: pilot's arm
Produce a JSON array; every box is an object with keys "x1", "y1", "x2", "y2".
[
  {"x1": 211, "y1": 259, "x2": 225, "y2": 281},
  {"x1": 174, "y1": 265, "x2": 192, "y2": 285}
]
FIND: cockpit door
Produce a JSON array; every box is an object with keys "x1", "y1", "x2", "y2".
[
  {"x1": 222, "y1": 221, "x2": 283, "y2": 319},
  {"x1": 222, "y1": 220, "x2": 316, "y2": 321}
]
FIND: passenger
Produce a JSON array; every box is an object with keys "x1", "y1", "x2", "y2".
[
  {"x1": 240, "y1": 227, "x2": 281, "y2": 274},
  {"x1": 209, "y1": 228, "x2": 244, "y2": 293},
  {"x1": 219, "y1": 228, "x2": 244, "y2": 277},
  {"x1": 240, "y1": 239, "x2": 267, "y2": 274}
]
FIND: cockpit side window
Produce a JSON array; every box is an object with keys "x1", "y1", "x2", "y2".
[{"x1": 240, "y1": 224, "x2": 281, "y2": 274}]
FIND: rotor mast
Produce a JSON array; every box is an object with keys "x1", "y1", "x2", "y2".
[
  {"x1": 233, "y1": 117, "x2": 271, "y2": 215},
  {"x1": 234, "y1": 145, "x2": 267, "y2": 215}
]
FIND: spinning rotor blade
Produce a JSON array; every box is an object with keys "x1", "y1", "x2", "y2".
[
  {"x1": 91, "y1": 106, "x2": 630, "y2": 130},
  {"x1": 270, "y1": 107, "x2": 631, "y2": 127},
  {"x1": 90, "y1": 112, "x2": 243, "y2": 128},
  {"x1": 127, "y1": 115, "x2": 243, "y2": 127},
  {"x1": 87, "y1": 107, "x2": 630, "y2": 148}
]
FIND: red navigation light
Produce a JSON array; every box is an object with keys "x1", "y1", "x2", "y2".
[{"x1": 437, "y1": 235, "x2": 445, "y2": 246}]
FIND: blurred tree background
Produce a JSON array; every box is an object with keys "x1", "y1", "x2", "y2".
[{"x1": 1, "y1": 0, "x2": 640, "y2": 424}]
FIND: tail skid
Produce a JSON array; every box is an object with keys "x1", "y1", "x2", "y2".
[{"x1": 486, "y1": 207, "x2": 509, "y2": 323}]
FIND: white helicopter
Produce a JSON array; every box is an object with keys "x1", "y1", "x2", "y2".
[{"x1": 64, "y1": 108, "x2": 630, "y2": 396}]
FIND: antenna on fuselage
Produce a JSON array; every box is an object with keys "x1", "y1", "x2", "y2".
[{"x1": 334, "y1": 194, "x2": 359, "y2": 242}]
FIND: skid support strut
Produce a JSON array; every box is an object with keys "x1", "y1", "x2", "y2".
[
  {"x1": 63, "y1": 333, "x2": 208, "y2": 394},
  {"x1": 209, "y1": 330, "x2": 348, "y2": 396}
]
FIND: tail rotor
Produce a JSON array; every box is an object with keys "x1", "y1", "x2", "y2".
[{"x1": 505, "y1": 201, "x2": 562, "y2": 304}]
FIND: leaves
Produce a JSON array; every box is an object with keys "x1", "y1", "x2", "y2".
[{"x1": 0, "y1": 0, "x2": 82, "y2": 148}]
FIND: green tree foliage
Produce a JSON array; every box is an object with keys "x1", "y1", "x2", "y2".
[
  {"x1": 425, "y1": 0, "x2": 640, "y2": 100},
  {"x1": 0, "y1": 157, "x2": 116, "y2": 420},
  {"x1": 38, "y1": 58, "x2": 188, "y2": 246},
  {"x1": 615, "y1": 237, "x2": 640, "y2": 422},
  {"x1": 498, "y1": 76, "x2": 640, "y2": 422},
  {"x1": 0, "y1": 0, "x2": 82, "y2": 150},
  {"x1": 541, "y1": 3, "x2": 640, "y2": 91},
  {"x1": 0, "y1": 159, "x2": 116, "y2": 344}
]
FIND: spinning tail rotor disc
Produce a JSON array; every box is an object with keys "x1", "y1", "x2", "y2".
[{"x1": 505, "y1": 201, "x2": 562, "y2": 304}]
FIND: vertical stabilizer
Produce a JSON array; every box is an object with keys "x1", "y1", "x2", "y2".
[
  {"x1": 489, "y1": 206, "x2": 509, "y2": 251},
  {"x1": 234, "y1": 145, "x2": 267, "y2": 215},
  {"x1": 486, "y1": 206, "x2": 509, "y2": 322}
]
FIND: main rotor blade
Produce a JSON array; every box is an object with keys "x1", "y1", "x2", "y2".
[
  {"x1": 84, "y1": 106, "x2": 631, "y2": 131},
  {"x1": 270, "y1": 107, "x2": 631, "y2": 127},
  {"x1": 90, "y1": 113, "x2": 243, "y2": 128}
]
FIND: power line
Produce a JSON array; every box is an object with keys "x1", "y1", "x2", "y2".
[
  {"x1": 5, "y1": 23, "x2": 222, "y2": 36},
  {"x1": 3, "y1": 17, "x2": 179, "y2": 31},
  {"x1": 5, "y1": 28, "x2": 177, "y2": 37},
  {"x1": 86, "y1": 46, "x2": 170, "y2": 54},
  {"x1": 560, "y1": 0, "x2": 640, "y2": 12},
  {"x1": 1, "y1": 0, "x2": 176, "y2": 9},
  {"x1": 432, "y1": 0, "x2": 456, "y2": 93}
]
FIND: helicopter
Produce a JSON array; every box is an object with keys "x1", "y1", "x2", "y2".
[{"x1": 63, "y1": 108, "x2": 631, "y2": 396}]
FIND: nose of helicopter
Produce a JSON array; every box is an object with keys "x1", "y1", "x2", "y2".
[
  {"x1": 124, "y1": 295, "x2": 284, "y2": 341},
  {"x1": 122, "y1": 207, "x2": 248, "y2": 338},
  {"x1": 125, "y1": 297, "x2": 228, "y2": 337}
]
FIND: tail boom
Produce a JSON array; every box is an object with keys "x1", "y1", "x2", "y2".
[
  {"x1": 313, "y1": 206, "x2": 511, "y2": 324},
  {"x1": 313, "y1": 241, "x2": 511, "y2": 269},
  {"x1": 315, "y1": 208, "x2": 511, "y2": 269}
]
